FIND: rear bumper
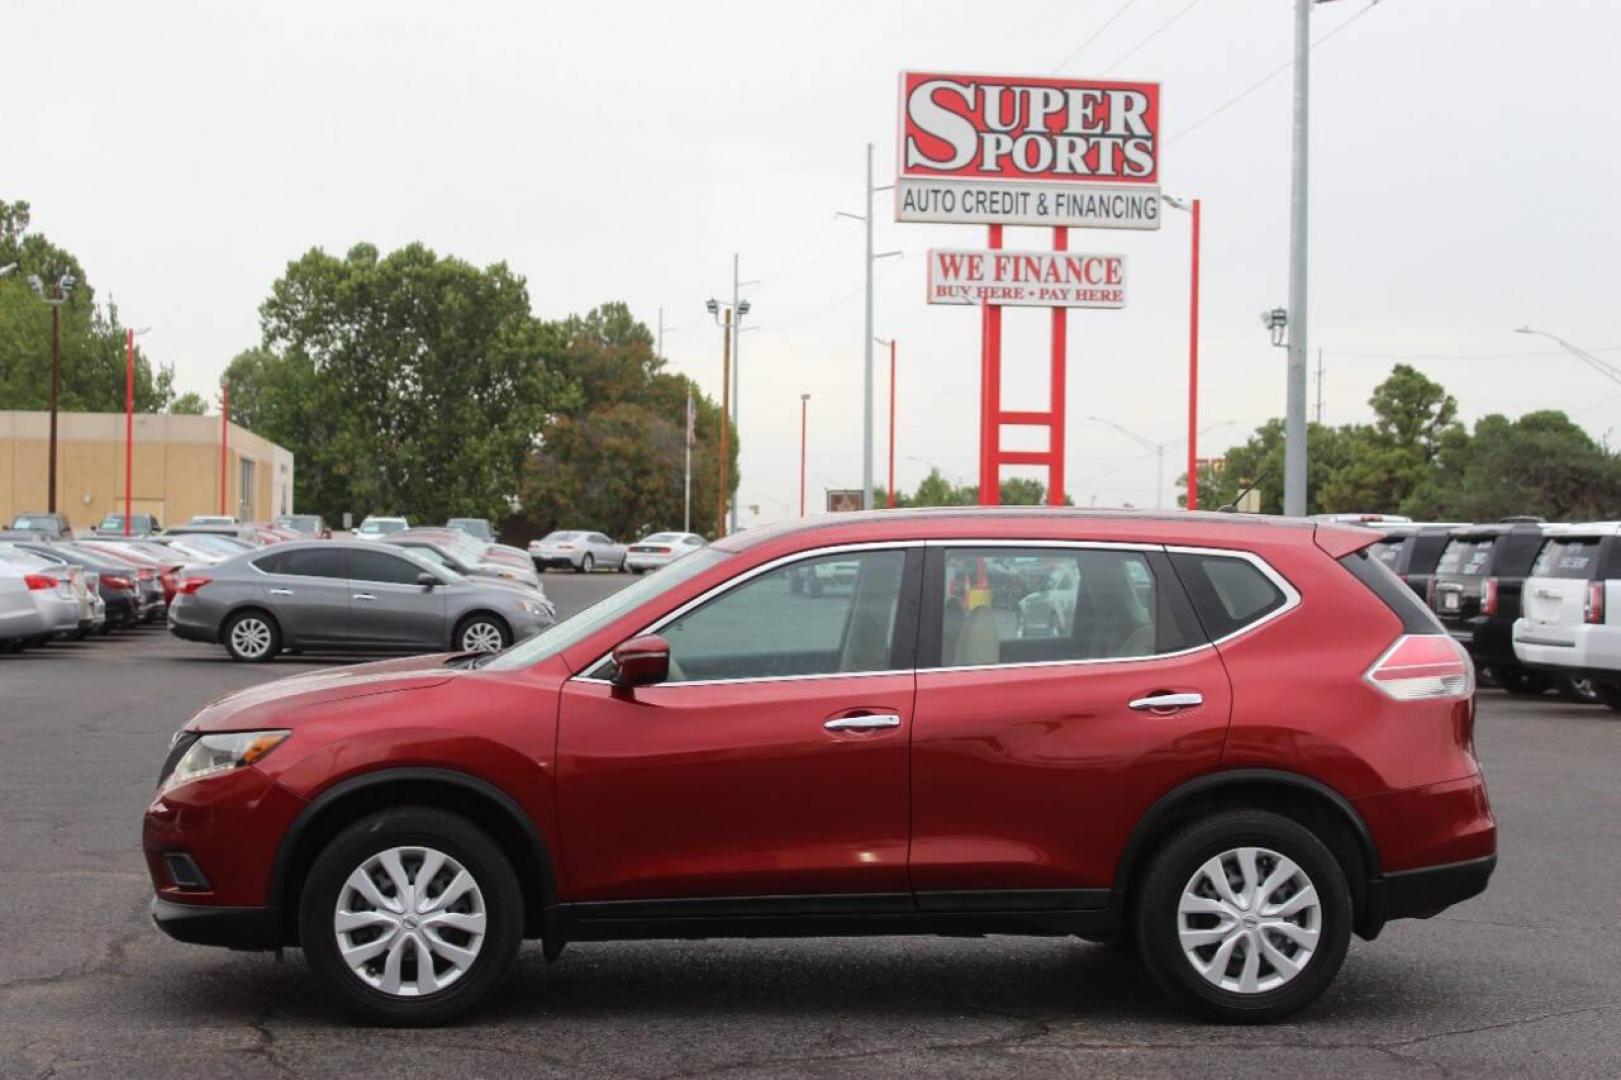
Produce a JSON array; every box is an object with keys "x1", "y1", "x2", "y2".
[
  {"x1": 151, "y1": 898, "x2": 281, "y2": 950},
  {"x1": 1363, "y1": 855, "x2": 1496, "y2": 935},
  {"x1": 532, "y1": 555, "x2": 580, "y2": 569},
  {"x1": 1513, "y1": 618, "x2": 1621, "y2": 675}
]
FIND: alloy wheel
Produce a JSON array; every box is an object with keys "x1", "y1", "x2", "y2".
[
  {"x1": 333, "y1": 845, "x2": 487, "y2": 998},
  {"x1": 460, "y1": 621, "x2": 504, "y2": 653},
  {"x1": 229, "y1": 617, "x2": 273, "y2": 659},
  {"x1": 1177, "y1": 846, "x2": 1321, "y2": 995}
]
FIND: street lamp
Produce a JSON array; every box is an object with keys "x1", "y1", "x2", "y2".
[
  {"x1": 28, "y1": 273, "x2": 76, "y2": 514},
  {"x1": 1261, "y1": 307, "x2": 1289, "y2": 348},
  {"x1": 1514, "y1": 327, "x2": 1621, "y2": 388},
  {"x1": 706, "y1": 296, "x2": 750, "y2": 537},
  {"x1": 1088, "y1": 416, "x2": 1170, "y2": 509}
]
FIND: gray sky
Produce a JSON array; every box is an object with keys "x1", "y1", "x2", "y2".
[{"x1": 6, "y1": 0, "x2": 1619, "y2": 522}]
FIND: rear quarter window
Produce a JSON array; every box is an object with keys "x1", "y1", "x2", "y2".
[
  {"x1": 1169, "y1": 553, "x2": 1290, "y2": 639},
  {"x1": 1338, "y1": 547, "x2": 1444, "y2": 633}
]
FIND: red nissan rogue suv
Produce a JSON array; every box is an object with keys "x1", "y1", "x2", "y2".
[{"x1": 144, "y1": 509, "x2": 1495, "y2": 1024}]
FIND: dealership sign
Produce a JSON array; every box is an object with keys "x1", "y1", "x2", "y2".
[
  {"x1": 927, "y1": 249, "x2": 1125, "y2": 308},
  {"x1": 896, "y1": 71, "x2": 1161, "y2": 229}
]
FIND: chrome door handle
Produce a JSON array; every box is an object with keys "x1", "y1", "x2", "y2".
[
  {"x1": 353, "y1": 593, "x2": 377, "y2": 601},
  {"x1": 269, "y1": 588, "x2": 293, "y2": 596},
  {"x1": 824, "y1": 714, "x2": 902, "y2": 732},
  {"x1": 1129, "y1": 692, "x2": 1203, "y2": 712}
]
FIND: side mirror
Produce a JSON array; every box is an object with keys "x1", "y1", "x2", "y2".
[
  {"x1": 612, "y1": 634, "x2": 670, "y2": 688},
  {"x1": 417, "y1": 572, "x2": 442, "y2": 589}
]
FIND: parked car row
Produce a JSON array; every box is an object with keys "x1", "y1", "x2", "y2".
[
  {"x1": 1365, "y1": 517, "x2": 1621, "y2": 706},
  {"x1": 529, "y1": 529, "x2": 707, "y2": 573}
]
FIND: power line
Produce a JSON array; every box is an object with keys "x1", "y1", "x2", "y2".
[
  {"x1": 1323, "y1": 346, "x2": 1621, "y2": 362},
  {"x1": 1050, "y1": 0, "x2": 1137, "y2": 73},
  {"x1": 1168, "y1": 0, "x2": 1380, "y2": 145},
  {"x1": 1101, "y1": 0, "x2": 1203, "y2": 76},
  {"x1": 753, "y1": 254, "x2": 908, "y2": 335},
  {"x1": 753, "y1": 214, "x2": 857, "y2": 286}
]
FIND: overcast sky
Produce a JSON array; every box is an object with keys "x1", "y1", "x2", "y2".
[{"x1": 6, "y1": 0, "x2": 1619, "y2": 523}]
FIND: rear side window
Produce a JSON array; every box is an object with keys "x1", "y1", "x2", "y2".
[
  {"x1": 1338, "y1": 548, "x2": 1443, "y2": 634},
  {"x1": 258, "y1": 547, "x2": 347, "y2": 579},
  {"x1": 1436, "y1": 538, "x2": 1494, "y2": 576},
  {"x1": 1531, "y1": 537, "x2": 1603, "y2": 579},
  {"x1": 931, "y1": 547, "x2": 1201, "y2": 667},
  {"x1": 1170, "y1": 553, "x2": 1289, "y2": 640}
]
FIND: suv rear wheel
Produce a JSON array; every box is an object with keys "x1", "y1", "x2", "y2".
[
  {"x1": 1592, "y1": 680, "x2": 1621, "y2": 712},
  {"x1": 1135, "y1": 809, "x2": 1351, "y2": 1023},
  {"x1": 298, "y1": 807, "x2": 522, "y2": 1026}
]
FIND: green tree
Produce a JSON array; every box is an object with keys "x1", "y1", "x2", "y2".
[
  {"x1": 0, "y1": 198, "x2": 180, "y2": 413},
  {"x1": 167, "y1": 391, "x2": 208, "y2": 415},
  {"x1": 1318, "y1": 365, "x2": 1460, "y2": 512},
  {"x1": 232, "y1": 242, "x2": 572, "y2": 523},
  {"x1": 1404, "y1": 411, "x2": 1621, "y2": 520}
]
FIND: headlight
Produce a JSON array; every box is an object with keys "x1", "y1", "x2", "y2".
[{"x1": 161, "y1": 730, "x2": 290, "y2": 794}]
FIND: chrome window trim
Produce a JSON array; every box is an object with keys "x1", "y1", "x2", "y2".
[{"x1": 572, "y1": 540, "x2": 923, "y2": 684}]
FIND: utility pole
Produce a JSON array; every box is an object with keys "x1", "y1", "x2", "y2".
[
  {"x1": 718, "y1": 308, "x2": 731, "y2": 537},
  {"x1": 657, "y1": 307, "x2": 672, "y2": 358},
  {"x1": 125, "y1": 330, "x2": 135, "y2": 535},
  {"x1": 49, "y1": 303, "x2": 60, "y2": 513},
  {"x1": 220, "y1": 381, "x2": 230, "y2": 516},
  {"x1": 863, "y1": 144, "x2": 875, "y2": 510},
  {"x1": 800, "y1": 394, "x2": 810, "y2": 516},
  {"x1": 1088, "y1": 416, "x2": 1169, "y2": 510},
  {"x1": 1284, "y1": 0, "x2": 1312, "y2": 517},
  {"x1": 730, "y1": 256, "x2": 742, "y2": 533}
]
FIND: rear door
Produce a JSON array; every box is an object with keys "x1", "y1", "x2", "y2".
[
  {"x1": 348, "y1": 549, "x2": 446, "y2": 648},
  {"x1": 1521, "y1": 535, "x2": 1605, "y2": 641},
  {"x1": 254, "y1": 546, "x2": 351, "y2": 645},
  {"x1": 908, "y1": 544, "x2": 1233, "y2": 905}
]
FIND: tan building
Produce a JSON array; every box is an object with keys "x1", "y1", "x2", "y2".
[{"x1": 0, "y1": 411, "x2": 294, "y2": 531}]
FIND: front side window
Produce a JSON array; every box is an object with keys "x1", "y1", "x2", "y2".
[
  {"x1": 656, "y1": 550, "x2": 908, "y2": 683},
  {"x1": 936, "y1": 547, "x2": 1196, "y2": 668},
  {"x1": 351, "y1": 549, "x2": 431, "y2": 585}
]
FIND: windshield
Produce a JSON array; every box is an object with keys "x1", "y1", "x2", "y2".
[
  {"x1": 14, "y1": 516, "x2": 59, "y2": 530},
  {"x1": 361, "y1": 519, "x2": 405, "y2": 534},
  {"x1": 642, "y1": 533, "x2": 680, "y2": 543},
  {"x1": 541, "y1": 531, "x2": 581, "y2": 542},
  {"x1": 484, "y1": 547, "x2": 731, "y2": 670}
]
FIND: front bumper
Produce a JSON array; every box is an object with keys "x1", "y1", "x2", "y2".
[{"x1": 151, "y1": 898, "x2": 281, "y2": 950}]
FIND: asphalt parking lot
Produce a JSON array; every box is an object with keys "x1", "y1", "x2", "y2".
[{"x1": 2, "y1": 571, "x2": 1618, "y2": 1079}]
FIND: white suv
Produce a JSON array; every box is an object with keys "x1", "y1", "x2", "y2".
[{"x1": 1512, "y1": 522, "x2": 1621, "y2": 709}]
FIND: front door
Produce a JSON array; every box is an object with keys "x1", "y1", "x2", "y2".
[
  {"x1": 347, "y1": 548, "x2": 446, "y2": 648},
  {"x1": 556, "y1": 547, "x2": 919, "y2": 906},
  {"x1": 259, "y1": 545, "x2": 351, "y2": 646},
  {"x1": 908, "y1": 544, "x2": 1234, "y2": 906}
]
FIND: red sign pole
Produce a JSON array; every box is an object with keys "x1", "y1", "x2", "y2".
[
  {"x1": 219, "y1": 381, "x2": 230, "y2": 516},
  {"x1": 124, "y1": 330, "x2": 134, "y2": 535},
  {"x1": 1049, "y1": 227, "x2": 1068, "y2": 506},
  {"x1": 979, "y1": 224, "x2": 1004, "y2": 505},
  {"x1": 1186, "y1": 198, "x2": 1202, "y2": 511}
]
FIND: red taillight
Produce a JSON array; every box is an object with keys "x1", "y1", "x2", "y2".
[
  {"x1": 1365, "y1": 634, "x2": 1474, "y2": 701},
  {"x1": 651, "y1": 546, "x2": 670, "y2": 554},
  {"x1": 1480, "y1": 577, "x2": 1499, "y2": 617},
  {"x1": 23, "y1": 574, "x2": 59, "y2": 591},
  {"x1": 174, "y1": 576, "x2": 212, "y2": 595},
  {"x1": 102, "y1": 574, "x2": 134, "y2": 590},
  {"x1": 1585, "y1": 581, "x2": 1605, "y2": 625}
]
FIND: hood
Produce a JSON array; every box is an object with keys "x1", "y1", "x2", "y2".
[{"x1": 186, "y1": 652, "x2": 460, "y2": 733}]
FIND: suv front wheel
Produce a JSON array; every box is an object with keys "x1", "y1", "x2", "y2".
[
  {"x1": 298, "y1": 807, "x2": 523, "y2": 1026},
  {"x1": 1135, "y1": 809, "x2": 1352, "y2": 1023}
]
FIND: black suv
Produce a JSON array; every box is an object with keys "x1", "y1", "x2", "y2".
[
  {"x1": 1369, "y1": 523, "x2": 1464, "y2": 598},
  {"x1": 1428, "y1": 520, "x2": 1559, "y2": 694}
]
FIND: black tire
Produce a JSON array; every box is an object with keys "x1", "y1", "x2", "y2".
[
  {"x1": 618, "y1": 556, "x2": 629, "y2": 573},
  {"x1": 453, "y1": 613, "x2": 512, "y2": 654},
  {"x1": 1593, "y1": 679, "x2": 1621, "y2": 712},
  {"x1": 1555, "y1": 676, "x2": 1601, "y2": 704},
  {"x1": 578, "y1": 554, "x2": 593, "y2": 574},
  {"x1": 297, "y1": 806, "x2": 523, "y2": 1026},
  {"x1": 222, "y1": 609, "x2": 281, "y2": 662},
  {"x1": 1135, "y1": 809, "x2": 1352, "y2": 1024},
  {"x1": 1490, "y1": 666, "x2": 1551, "y2": 696},
  {"x1": 630, "y1": 567, "x2": 645, "y2": 576}
]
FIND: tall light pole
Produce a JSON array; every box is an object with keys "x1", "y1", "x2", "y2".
[
  {"x1": 1284, "y1": 0, "x2": 1324, "y2": 517},
  {"x1": 220, "y1": 380, "x2": 231, "y2": 516},
  {"x1": 1163, "y1": 196, "x2": 1203, "y2": 510},
  {"x1": 657, "y1": 307, "x2": 676, "y2": 358},
  {"x1": 683, "y1": 387, "x2": 694, "y2": 533},
  {"x1": 705, "y1": 298, "x2": 744, "y2": 536},
  {"x1": 1515, "y1": 327, "x2": 1621, "y2": 387},
  {"x1": 800, "y1": 394, "x2": 810, "y2": 517},
  {"x1": 838, "y1": 144, "x2": 900, "y2": 510},
  {"x1": 28, "y1": 273, "x2": 75, "y2": 514},
  {"x1": 728, "y1": 255, "x2": 760, "y2": 533}
]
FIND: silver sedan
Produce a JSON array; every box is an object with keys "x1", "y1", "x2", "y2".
[
  {"x1": 527, "y1": 530, "x2": 628, "y2": 573},
  {"x1": 167, "y1": 540, "x2": 554, "y2": 661}
]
